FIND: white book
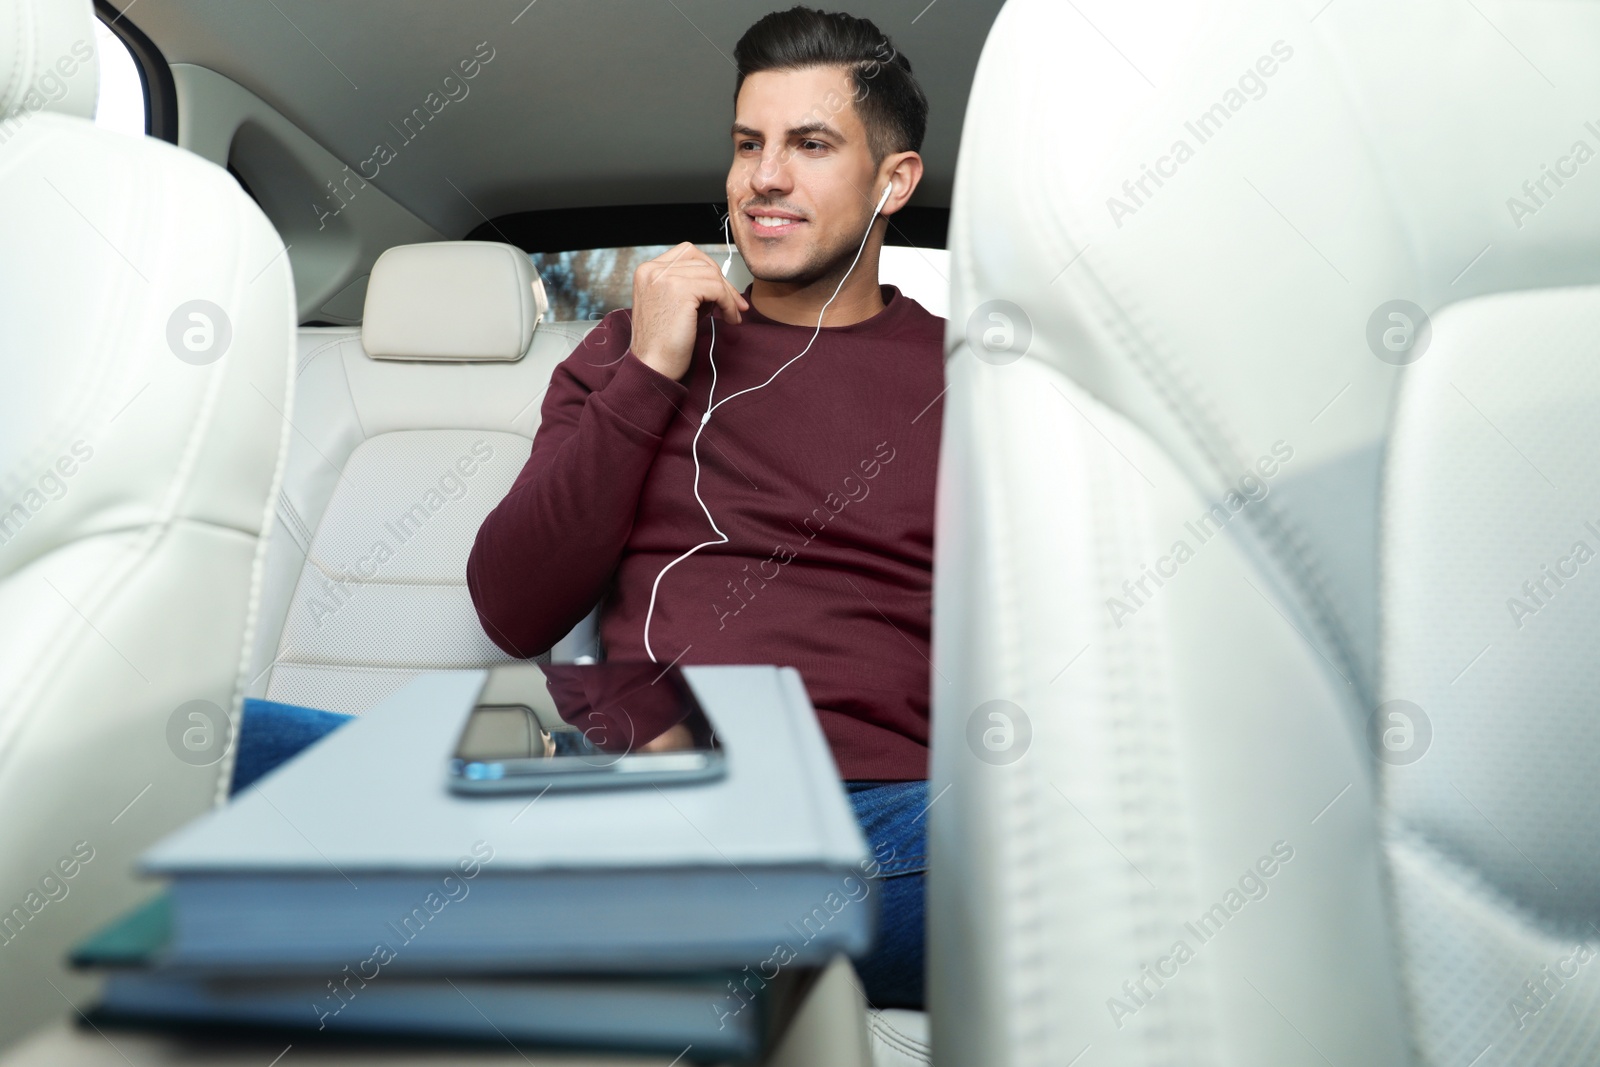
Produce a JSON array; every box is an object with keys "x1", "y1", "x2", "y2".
[{"x1": 140, "y1": 666, "x2": 876, "y2": 972}]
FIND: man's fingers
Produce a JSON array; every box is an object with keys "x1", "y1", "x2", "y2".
[
  {"x1": 710, "y1": 274, "x2": 744, "y2": 324},
  {"x1": 641, "y1": 243, "x2": 749, "y2": 322},
  {"x1": 652, "y1": 241, "x2": 714, "y2": 276},
  {"x1": 668, "y1": 258, "x2": 747, "y2": 324}
]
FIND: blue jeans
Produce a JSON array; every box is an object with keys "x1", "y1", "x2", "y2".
[
  {"x1": 229, "y1": 699, "x2": 355, "y2": 796},
  {"x1": 229, "y1": 702, "x2": 928, "y2": 1008},
  {"x1": 843, "y1": 779, "x2": 928, "y2": 1010}
]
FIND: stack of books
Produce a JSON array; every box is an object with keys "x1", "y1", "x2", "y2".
[{"x1": 71, "y1": 668, "x2": 874, "y2": 1061}]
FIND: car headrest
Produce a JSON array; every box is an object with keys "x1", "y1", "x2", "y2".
[
  {"x1": 362, "y1": 241, "x2": 548, "y2": 362},
  {"x1": 0, "y1": 0, "x2": 99, "y2": 123}
]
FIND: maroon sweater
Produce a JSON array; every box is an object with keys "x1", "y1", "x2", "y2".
[{"x1": 467, "y1": 283, "x2": 945, "y2": 780}]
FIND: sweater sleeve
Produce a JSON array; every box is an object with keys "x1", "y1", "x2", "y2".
[{"x1": 467, "y1": 310, "x2": 688, "y2": 657}]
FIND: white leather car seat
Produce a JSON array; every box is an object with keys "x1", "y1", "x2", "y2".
[
  {"x1": 0, "y1": 0, "x2": 294, "y2": 1048},
  {"x1": 932, "y1": 0, "x2": 1600, "y2": 1064},
  {"x1": 868, "y1": 1007, "x2": 930, "y2": 1067},
  {"x1": 222, "y1": 241, "x2": 598, "y2": 795}
]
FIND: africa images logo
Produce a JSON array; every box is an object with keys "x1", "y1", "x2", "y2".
[
  {"x1": 0, "y1": 441, "x2": 94, "y2": 549},
  {"x1": 308, "y1": 441, "x2": 496, "y2": 627}
]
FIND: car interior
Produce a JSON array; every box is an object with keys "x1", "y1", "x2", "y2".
[{"x1": 4, "y1": 0, "x2": 1600, "y2": 1064}]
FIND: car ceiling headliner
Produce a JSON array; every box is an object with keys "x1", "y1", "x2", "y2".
[{"x1": 115, "y1": 0, "x2": 1004, "y2": 239}]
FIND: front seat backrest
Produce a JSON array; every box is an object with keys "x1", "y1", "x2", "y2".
[
  {"x1": 931, "y1": 0, "x2": 1600, "y2": 1064},
  {"x1": 0, "y1": 0, "x2": 294, "y2": 1046}
]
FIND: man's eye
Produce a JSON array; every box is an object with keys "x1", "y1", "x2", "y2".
[
  {"x1": 801, "y1": 140, "x2": 827, "y2": 151},
  {"x1": 738, "y1": 140, "x2": 760, "y2": 152}
]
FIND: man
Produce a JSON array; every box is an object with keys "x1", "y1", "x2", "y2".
[{"x1": 467, "y1": 6, "x2": 940, "y2": 1009}]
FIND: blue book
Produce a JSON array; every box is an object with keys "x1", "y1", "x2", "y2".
[{"x1": 72, "y1": 894, "x2": 768, "y2": 1059}]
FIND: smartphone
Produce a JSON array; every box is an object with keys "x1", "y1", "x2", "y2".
[{"x1": 447, "y1": 661, "x2": 725, "y2": 794}]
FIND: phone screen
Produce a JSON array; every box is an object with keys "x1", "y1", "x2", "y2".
[{"x1": 449, "y1": 662, "x2": 723, "y2": 792}]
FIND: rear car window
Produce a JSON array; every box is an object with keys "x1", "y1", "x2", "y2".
[{"x1": 531, "y1": 245, "x2": 950, "y2": 321}]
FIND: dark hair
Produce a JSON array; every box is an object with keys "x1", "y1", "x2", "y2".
[{"x1": 733, "y1": 6, "x2": 928, "y2": 166}]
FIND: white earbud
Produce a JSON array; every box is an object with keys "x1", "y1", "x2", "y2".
[{"x1": 642, "y1": 188, "x2": 896, "y2": 661}]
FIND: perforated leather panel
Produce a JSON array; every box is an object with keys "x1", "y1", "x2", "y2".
[
  {"x1": 1383, "y1": 288, "x2": 1600, "y2": 1065},
  {"x1": 266, "y1": 430, "x2": 531, "y2": 714}
]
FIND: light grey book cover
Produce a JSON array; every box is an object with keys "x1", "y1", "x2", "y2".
[{"x1": 138, "y1": 666, "x2": 879, "y2": 970}]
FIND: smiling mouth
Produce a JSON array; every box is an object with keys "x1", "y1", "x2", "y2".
[{"x1": 747, "y1": 214, "x2": 806, "y2": 237}]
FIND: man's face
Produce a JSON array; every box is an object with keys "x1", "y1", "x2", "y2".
[{"x1": 728, "y1": 66, "x2": 882, "y2": 286}]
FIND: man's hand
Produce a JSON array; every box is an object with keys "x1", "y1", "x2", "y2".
[{"x1": 629, "y1": 242, "x2": 750, "y2": 381}]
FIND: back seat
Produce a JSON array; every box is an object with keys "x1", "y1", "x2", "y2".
[
  {"x1": 227, "y1": 238, "x2": 915, "y2": 1064},
  {"x1": 234, "y1": 241, "x2": 596, "y2": 763}
]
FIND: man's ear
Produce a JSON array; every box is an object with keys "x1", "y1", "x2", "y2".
[{"x1": 879, "y1": 152, "x2": 925, "y2": 215}]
